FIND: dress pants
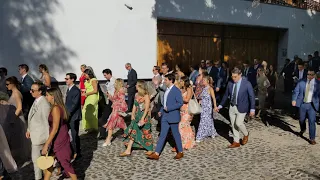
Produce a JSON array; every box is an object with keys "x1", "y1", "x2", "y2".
[
  {"x1": 0, "y1": 158, "x2": 5, "y2": 178},
  {"x1": 127, "y1": 90, "x2": 135, "y2": 112},
  {"x1": 98, "y1": 102, "x2": 112, "y2": 138},
  {"x1": 155, "y1": 120, "x2": 183, "y2": 154},
  {"x1": 299, "y1": 103, "x2": 316, "y2": 140},
  {"x1": 69, "y1": 120, "x2": 81, "y2": 155},
  {"x1": 31, "y1": 144, "x2": 44, "y2": 180},
  {"x1": 229, "y1": 105, "x2": 248, "y2": 143}
]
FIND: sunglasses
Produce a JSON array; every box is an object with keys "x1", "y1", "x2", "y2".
[
  {"x1": 307, "y1": 74, "x2": 315, "y2": 76},
  {"x1": 5, "y1": 83, "x2": 9, "y2": 86},
  {"x1": 65, "y1": 78, "x2": 69, "y2": 80}
]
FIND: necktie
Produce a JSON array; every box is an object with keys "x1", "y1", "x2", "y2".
[
  {"x1": 304, "y1": 80, "x2": 311, "y2": 102},
  {"x1": 231, "y1": 83, "x2": 238, "y2": 105}
]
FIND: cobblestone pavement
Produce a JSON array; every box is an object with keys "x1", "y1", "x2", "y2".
[{"x1": 11, "y1": 107, "x2": 320, "y2": 180}]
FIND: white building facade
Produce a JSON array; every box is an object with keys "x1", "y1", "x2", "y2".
[{"x1": 1, "y1": 0, "x2": 319, "y2": 80}]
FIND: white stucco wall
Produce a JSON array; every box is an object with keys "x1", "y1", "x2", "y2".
[
  {"x1": 155, "y1": 0, "x2": 320, "y2": 66},
  {"x1": 1, "y1": 0, "x2": 319, "y2": 80}
]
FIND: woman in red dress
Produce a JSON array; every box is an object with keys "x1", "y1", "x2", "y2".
[
  {"x1": 42, "y1": 88, "x2": 77, "y2": 180},
  {"x1": 79, "y1": 64, "x2": 87, "y2": 108}
]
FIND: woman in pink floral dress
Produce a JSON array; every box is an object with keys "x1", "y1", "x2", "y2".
[
  {"x1": 172, "y1": 76, "x2": 195, "y2": 151},
  {"x1": 103, "y1": 78, "x2": 127, "y2": 146}
]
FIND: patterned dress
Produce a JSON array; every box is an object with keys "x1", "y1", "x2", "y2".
[
  {"x1": 105, "y1": 88, "x2": 127, "y2": 130},
  {"x1": 196, "y1": 86, "x2": 218, "y2": 141},
  {"x1": 123, "y1": 95, "x2": 153, "y2": 151},
  {"x1": 179, "y1": 91, "x2": 195, "y2": 149}
]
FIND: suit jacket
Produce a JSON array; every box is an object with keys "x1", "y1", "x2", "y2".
[
  {"x1": 127, "y1": 69, "x2": 137, "y2": 93},
  {"x1": 294, "y1": 69, "x2": 307, "y2": 80},
  {"x1": 27, "y1": 96, "x2": 51, "y2": 145},
  {"x1": 215, "y1": 67, "x2": 226, "y2": 89},
  {"x1": 220, "y1": 78, "x2": 255, "y2": 113},
  {"x1": 292, "y1": 79, "x2": 320, "y2": 111},
  {"x1": 65, "y1": 85, "x2": 81, "y2": 121},
  {"x1": 160, "y1": 85, "x2": 183, "y2": 123},
  {"x1": 208, "y1": 66, "x2": 218, "y2": 83},
  {"x1": 21, "y1": 74, "x2": 34, "y2": 94}
]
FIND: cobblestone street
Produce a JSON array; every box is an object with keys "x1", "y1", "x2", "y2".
[{"x1": 13, "y1": 106, "x2": 320, "y2": 180}]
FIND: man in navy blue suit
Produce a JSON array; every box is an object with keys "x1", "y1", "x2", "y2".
[
  {"x1": 292, "y1": 68, "x2": 320, "y2": 145},
  {"x1": 218, "y1": 67, "x2": 255, "y2": 148},
  {"x1": 65, "y1": 73, "x2": 82, "y2": 159},
  {"x1": 148, "y1": 73, "x2": 183, "y2": 160}
]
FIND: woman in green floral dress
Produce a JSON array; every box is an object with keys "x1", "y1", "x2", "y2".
[{"x1": 120, "y1": 80, "x2": 154, "y2": 157}]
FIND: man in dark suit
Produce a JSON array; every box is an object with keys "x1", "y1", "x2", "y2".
[
  {"x1": 280, "y1": 58, "x2": 294, "y2": 93},
  {"x1": 125, "y1": 63, "x2": 137, "y2": 113},
  {"x1": 206, "y1": 60, "x2": 218, "y2": 82},
  {"x1": 213, "y1": 60, "x2": 226, "y2": 103},
  {"x1": 18, "y1": 64, "x2": 34, "y2": 120},
  {"x1": 65, "y1": 73, "x2": 81, "y2": 159},
  {"x1": 293, "y1": 62, "x2": 307, "y2": 82},
  {"x1": 292, "y1": 68, "x2": 320, "y2": 145},
  {"x1": 147, "y1": 73, "x2": 183, "y2": 160},
  {"x1": 218, "y1": 67, "x2": 255, "y2": 148}
]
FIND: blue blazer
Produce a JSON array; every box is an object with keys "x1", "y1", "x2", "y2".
[
  {"x1": 219, "y1": 78, "x2": 255, "y2": 113},
  {"x1": 65, "y1": 85, "x2": 82, "y2": 121},
  {"x1": 292, "y1": 79, "x2": 320, "y2": 111},
  {"x1": 160, "y1": 85, "x2": 183, "y2": 123}
]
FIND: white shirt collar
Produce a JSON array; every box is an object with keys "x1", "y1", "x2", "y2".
[
  {"x1": 34, "y1": 96, "x2": 43, "y2": 104},
  {"x1": 22, "y1": 74, "x2": 27, "y2": 79},
  {"x1": 68, "y1": 84, "x2": 74, "y2": 91}
]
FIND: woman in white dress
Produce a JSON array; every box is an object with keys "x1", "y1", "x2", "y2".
[{"x1": 5, "y1": 76, "x2": 31, "y2": 164}]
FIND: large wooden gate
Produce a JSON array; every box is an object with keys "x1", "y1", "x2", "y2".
[{"x1": 157, "y1": 20, "x2": 279, "y2": 73}]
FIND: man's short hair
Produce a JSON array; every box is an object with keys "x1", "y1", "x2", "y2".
[
  {"x1": 165, "y1": 73, "x2": 175, "y2": 83},
  {"x1": 32, "y1": 81, "x2": 47, "y2": 96},
  {"x1": 0, "y1": 67, "x2": 7, "y2": 76},
  {"x1": 102, "y1": 69, "x2": 112, "y2": 75},
  {"x1": 308, "y1": 67, "x2": 315, "y2": 73},
  {"x1": 0, "y1": 91, "x2": 9, "y2": 101},
  {"x1": 18, "y1": 64, "x2": 29, "y2": 72},
  {"x1": 125, "y1": 63, "x2": 131, "y2": 67},
  {"x1": 297, "y1": 62, "x2": 304, "y2": 66},
  {"x1": 231, "y1": 67, "x2": 242, "y2": 75},
  {"x1": 153, "y1": 66, "x2": 160, "y2": 71},
  {"x1": 66, "y1": 73, "x2": 77, "y2": 82}
]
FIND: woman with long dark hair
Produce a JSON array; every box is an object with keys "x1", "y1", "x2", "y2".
[
  {"x1": 42, "y1": 88, "x2": 77, "y2": 180},
  {"x1": 39, "y1": 64, "x2": 51, "y2": 88},
  {"x1": 82, "y1": 68, "x2": 99, "y2": 132},
  {"x1": 5, "y1": 76, "x2": 30, "y2": 163}
]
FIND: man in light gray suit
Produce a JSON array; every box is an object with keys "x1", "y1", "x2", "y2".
[{"x1": 26, "y1": 82, "x2": 50, "y2": 180}]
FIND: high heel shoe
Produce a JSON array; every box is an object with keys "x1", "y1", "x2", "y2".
[
  {"x1": 119, "y1": 152, "x2": 131, "y2": 157},
  {"x1": 102, "y1": 142, "x2": 111, "y2": 147}
]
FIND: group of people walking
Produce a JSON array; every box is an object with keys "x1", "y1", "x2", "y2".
[{"x1": 0, "y1": 52, "x2": 320, "y2": 179}]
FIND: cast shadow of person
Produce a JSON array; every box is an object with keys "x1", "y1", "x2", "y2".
[{"x1": 74, "y1": 104, "x2": 98, "y2": 179}]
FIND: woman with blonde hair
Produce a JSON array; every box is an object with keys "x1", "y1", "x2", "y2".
[
  {"x1": 39, "y1": 64, "x2": 51, "y2": 88},
  {"x1": 121, "y1": 80, "x2": 153, "y2": 156},
  {"x1": 196, "y1": 74, "x2": 218, "y2": 142},
  {"x1": 42, "y1": 88, "x2": 77, "y2": 180},
  {"x1": 103, "y1": 78, "x2": 127, "y2": 146},
  {"x1": 79, "y1": 64, "x2": 87, "y2": 107}
]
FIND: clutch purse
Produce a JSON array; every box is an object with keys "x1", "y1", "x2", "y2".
[{"x1": 36, "y1": 153, "x2": 54, "y2": 170}]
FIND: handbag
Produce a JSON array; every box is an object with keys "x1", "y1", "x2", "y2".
[
  {"x1": 188, "y1": 88, "x2": 202, "y2": 115},
  {"x1": 36, "y1": 153, "x2": 54, "y2": 170}
]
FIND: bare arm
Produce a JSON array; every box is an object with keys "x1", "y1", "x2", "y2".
[
  {"x1": 209, "y1": 87, "x2": 217, "y2": 108},
  {"x1": 183, "y1": 88, "x2": 192, "y2": 103},
  {"x1": 43, "y1": 106, "x2": 60, "y2": 153},
  {"x1": 44, "y1": 74, "x2": 51, "y2": 87},
  {"x1": 86, "y1": 79, "x2": 98, "y2": 96},
  {"x1": 139, "y1": 95, "x2": 150, "y2": 126},
  {"x1": 13, "y1": 92, "x2": 23, "y2": 116}
]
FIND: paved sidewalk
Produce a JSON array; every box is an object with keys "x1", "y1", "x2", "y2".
[{"x1": 11, "y1": 108, "x2": 320, "y2": 180}]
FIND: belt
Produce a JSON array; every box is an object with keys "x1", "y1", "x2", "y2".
[{"x1": 230, "y1": 103, "x2": 237, "y2": 107}]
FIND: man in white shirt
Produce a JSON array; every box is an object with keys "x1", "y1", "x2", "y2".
[
  {"x1": 98, "y1": 69, "x2": 115, "y2": 139},
  {"x1": 292, "y1": 68, "x2": 320, "y2": 145}
]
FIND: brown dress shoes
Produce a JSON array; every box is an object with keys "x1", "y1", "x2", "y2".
[
  {"x1": 241, "y1": 134, "x2": 249, "y2": 145},
  {"x1": 228, "y1": 142, "x2": 240, "y2": 148},
  {"x1": 147, "y1": 152, "x2": 160, "y2": 160},
  {"x1": 174, "y1": 152, "x2": 184, "y2": 160}
]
